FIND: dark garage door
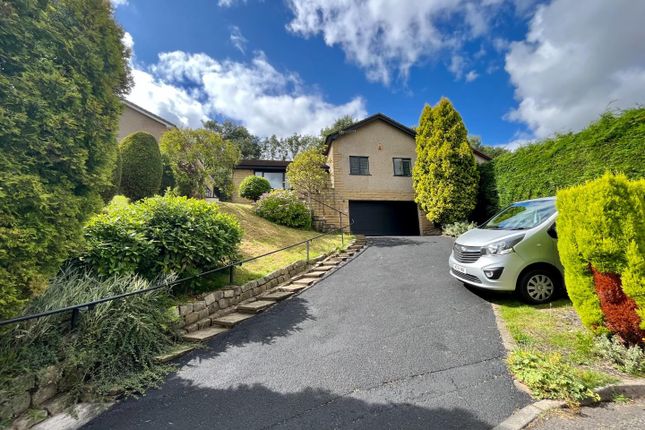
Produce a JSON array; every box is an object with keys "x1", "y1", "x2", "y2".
[{"x1": 349, "y1": 200, "x2": 420, "y2": 236}]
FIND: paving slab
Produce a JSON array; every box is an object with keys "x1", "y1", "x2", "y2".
[
  {"x1": 211, "y1": 313, "x2": 254, "y2": 328},
  {"x1": 292, "y1": 277, "x2": 318, "y2": 285},
  {"x1": 238, "y1": 300, "x2": 275, "y2": 313},
  {"x1": 305, "y1": 271, "x2": 327, "y2": 278},
  {"x1": 261, "y1": 290, "x2": 294, "y2": 301},
  {"x1": 154, "y1": 345, "x2": 196, "y2": 362},
  {"x1": 278, "y1": 283, "x2": 307, "y2": 292},
  {"x1": 182, "y1": 326, "x2": 229, "y2": 342}
]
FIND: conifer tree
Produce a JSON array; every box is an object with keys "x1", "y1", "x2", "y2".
[{"x1": 413, "y1": 98, "x2": 479, "y2": 224}]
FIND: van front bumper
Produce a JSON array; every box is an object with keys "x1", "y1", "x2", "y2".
[{"x1": 448, "y1": 251, "x2": 522, "y2": 292}]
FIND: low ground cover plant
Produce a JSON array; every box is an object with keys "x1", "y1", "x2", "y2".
[
  {"x1": 239, "y1": 176, "x2": 272, "y2": 201},
  {"x1": 0, "y1": 268, "x2": 178, "y2": 423},
  {"x1": 556, "y1": 173, "x2": 644, "y2": 345},
  {"x1": 442, "y1": 221, "x2": 477, "y2": 237},
  {"x1": 592, "y1": 335, "x2": 645, "y2": 376},
  {"x1": 82, "y1": 195, "x2": 242, "y2": 287},
  {"x1": 255, "y1": 190, "x2": 312, "y2": 229}
]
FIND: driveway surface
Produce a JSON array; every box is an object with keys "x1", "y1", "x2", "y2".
[{"x1": 84, "y1": 236, "x2": 530, "y2": 429}]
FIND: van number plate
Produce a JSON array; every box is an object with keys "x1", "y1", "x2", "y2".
[{"x1": 452, "y1": 264, "x2": 467, "y2": 274}]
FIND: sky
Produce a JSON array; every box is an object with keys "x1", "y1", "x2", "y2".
[{"x1": 111, "y1": 0, "x2": 645, "y2": 149}]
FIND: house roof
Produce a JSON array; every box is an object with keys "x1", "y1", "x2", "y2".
[
  {"x1": 235, "y1": 159, "x2": 291, "y2": 170},
  {"x1": 121, "y1": 99, "x2": 177, "y2": 129},
  {"x1": 323, "y1": 112, "x2": 492, "y2": 161}
]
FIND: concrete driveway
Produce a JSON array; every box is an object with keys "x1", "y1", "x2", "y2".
[{"x1": 84, "y1": 236, "x2": 530, "y2": 429}]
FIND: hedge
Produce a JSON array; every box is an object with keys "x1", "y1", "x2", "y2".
[
  {"x1": 491, "y1": 109, "x2": 645, "y2": 208},
  {"x1": 556, "y1": 174, "x2": 645, "y2": 345},
  {"x1": 119, "y1": 132, "x2": 163, "y2": 201},
  {"x1": 83, "y1": 195, "x2": 242, "y2": 284}
]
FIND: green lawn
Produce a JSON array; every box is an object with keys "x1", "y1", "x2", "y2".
[{"x1": 210, "y1": 202, "x2": 352, "y2": 287}]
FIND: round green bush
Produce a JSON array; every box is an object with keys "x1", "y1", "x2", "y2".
[
  {"x1": 255, "y1": 190, "x2": 311, "y2": 229},
  {"x1": 239, "y1": 175, "x2": 272, "y2": 201},
  {"x1": 119, "y1": 132, "x2": 163, "y2": 201},
  {"x1": 83, "y1": 195, "x2": 243, "y2": 282}
]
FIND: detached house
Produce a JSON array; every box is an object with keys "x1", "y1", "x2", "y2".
[{"x1": 236, "y1": 113, "x2": 490, "y2": 235}]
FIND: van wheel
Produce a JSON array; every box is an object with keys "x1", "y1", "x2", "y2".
[{"x1": 518, "y1": 269, "x2": 558, "y2": 304}]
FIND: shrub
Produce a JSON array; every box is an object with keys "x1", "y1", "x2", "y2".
[
  {"x1": 239, "y1": 176, "x2": 272, "y2": 201},
  {"x1": 119, "y1": 132, "x2": 163, "y2": 201},
  {"x1": 83, "y1": 195, "x2": 243, "y2": 282},
  {"x1": 0, "y1": 268, "x2": 177, "y2": 407},
  {"x1": 593, "y1": 335, "x2": 645, "y2": 375},
  {"x1": 0, "y1": 0, "x2": 131, "y2": 318},
  {"x1": 471, "y1": 162, "x2": 499, "y2": 223},
  {"x1": 442, "y1": 221, "x2": 477, "y2": 237},
  {"x1": 413, "y1": 98, "x2": 479, "y2": 225},
  {"x1": 255, "y1": 190, "x2": 311, "y2": 229},
  {"x1": 100, "y1": 149, "x2": 123, "y2": 203},
  {"x1": 557, "y1": 173, "x2": 645, "y2": 345},
  {"x1": 491, "y1": 109, "x2": 645, "y2": 208},
  {"x1": 507, "y1": 350, "x2": 607, "y2": 404}
]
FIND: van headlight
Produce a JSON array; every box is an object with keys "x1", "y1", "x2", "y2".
[{"x1": 484, "y1": 235, "x2": 525, "y2": 255}]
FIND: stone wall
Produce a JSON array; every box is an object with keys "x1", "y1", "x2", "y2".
[{"x1": 177, "y1": 253, "x2": 332, "y2": 332}]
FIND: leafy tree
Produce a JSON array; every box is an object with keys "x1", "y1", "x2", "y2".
[
  {"x1": 119, "y1": 132, "x2": 163, "y2": 201},
  {"x1": 468, "y1": 135, "x2": 509, "y2": 158},
  {"x1": 0, "y1": 0, "x2": 131, "y2": 315},
  {"x1": 239, "y1": 176, "x2": 272, "y2": 201},
  {"x1": 321, "y1": 115, "x2": 356, "y2": 137},
  {"x1": 286, "y1": 148, "x2": 329, "y2": 211},
  {"x1": 261, "y1": 134, "x2": 322, "y2": 160},
  {"x1": 160, "y1": 128, "x2": 241, "y2": 199},
  {"x1": 203, "y1": 119, "x2": 262, "y2": 160},
  {"x1": 413, "y1": 98, "x2": 479, "y2": 225},
  {"x1": 101, "y1": 149, "x2": 123, "y2": 203}
]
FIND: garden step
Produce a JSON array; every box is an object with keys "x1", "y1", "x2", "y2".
[
  {"x1": 325, "y1": 259, "x2": 342, "y2": 265},
  {"x1": 211, "y1": 312, "x2": 254, "y2": 328},
  {"x1": 182, "y1": 326, "x2": 228, "y2": 343},
  {"x1": 154, "y1": 344, "x2": 196, "y2": 362},
  {"x1": 316, "y1": 265, "x2": 337, "y2": 271},
  {"x1": 305, "y1": 271, "x2": 327, "y2": 278},
  {"x1": 237, "y1": 300, "x2": 275, "y2": 314},
  {"x1": 278, "y1": 284, "x2": 308, "y2": 292},
  {"x1": 292, "y1": 277, "x2": 318, "y2": 286},
  {"x1": 261, "y1": 290, "x2": 294, "y2": 301}
]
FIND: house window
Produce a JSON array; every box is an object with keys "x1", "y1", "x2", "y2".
[
  {"x1": 349, "y1": 156, "x2": 370, "y2": 175},
  {"x1": 255, "y1": 170, "x2": 287, "y2": 189},
  {"x1": 393, "y1": 158, "x2": 412, "y2": 177}
]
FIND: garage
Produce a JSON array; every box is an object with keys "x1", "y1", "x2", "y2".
[{"x1": 348, "y1": 200, "x2": 420, "y2": 236}]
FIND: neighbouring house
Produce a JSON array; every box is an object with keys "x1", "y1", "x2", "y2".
[
  {"x1": 232, "y1": 113, "x2": 490, "y2": 236},
  {"x1": 118, "y1": 99, "x2": 176, "y2": 142},
  {"x1": 231, "y1": 159, "x2": 291, "y2": 203}
]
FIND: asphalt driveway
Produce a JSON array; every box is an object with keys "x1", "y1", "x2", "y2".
[{"x1": 84, "y1": 236, "x2": 530, "y2": 429}]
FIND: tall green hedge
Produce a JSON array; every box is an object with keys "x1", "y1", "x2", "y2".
[
  {"x1": 0, "y1": 0, "x2": 130, "y2": 317},
  {"x1": 492, "y1": 109, "x2": 645, "y2": 208},
  {"x1": 119, "y1": 132, "x2": 163, "y2": 201},
  {"x1": 556, "y1": 174, "x2": 645, "y2": 339}
]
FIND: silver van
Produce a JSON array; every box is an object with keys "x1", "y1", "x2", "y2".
[{"x1": 448, "y1": 197, "x2": 562, "y2": 304}]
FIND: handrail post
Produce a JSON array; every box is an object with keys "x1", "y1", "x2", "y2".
[
  {"x1": 70, "y1": 308, "x2": 80, "y2": 330},
  {"x1": 229, "y1": 265, "x2": 234, "y2": 284},
  {"x1": 339, "y1": 212, "x2": 344, "y2": 246},
  {"x1": 306, "y1": 240, "x2": 310, "y2": 265}
]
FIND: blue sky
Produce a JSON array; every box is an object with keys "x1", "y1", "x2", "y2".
[{"x1": 112, "y1": 0, "x2": 645, "y2": 148}]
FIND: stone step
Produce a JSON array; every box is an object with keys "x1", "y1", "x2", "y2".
[
  {"x1": 155, "y1": 344, "x2": 196, "y2": 362},
  {"x1": 261, "y1": 290, "x2": 294, "y2": 301},
  {"x1": 316, "y1": 265, "x2": 337, "y2": 271},
  {"x1": 279, "y1": 283, "x2": 308, "y2": 292},
  {"x1": 306, "y1": 271, "x2": 327, "y2": 278},
  {"x1": 211, "y1": 312, "x2": 254, "y2": 328},
  {"x1": 237, "y1": 300, "x2": 275, "y2": 314},
  {"x1": 182, "y1": 326, "x2": 229, "y2": 343},
  {"x1": 325, "y1": 259, "x2": 342, "y2": 265},
  {"x1": 292, "y1": 277, "x2": 318, "y2": 286}
]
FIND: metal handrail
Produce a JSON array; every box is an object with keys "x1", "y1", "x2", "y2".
[{"x1": 0, "y1": 203, "x2": 354, "y2": 329}]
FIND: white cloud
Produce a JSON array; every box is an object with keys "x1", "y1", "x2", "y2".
[
  {"x1": 124, "y1": 43, "x2": 366, "y2": 136},
  {"x1": 286, "y1": 0, "x2": 501, "y2": 85},
  {"x1": 229, "y1": 26, "x2": 248, "y2": 54},
  {"x1": 110, "y1": 0, "x2": 129, "y2": 7},
  {"x1": 217, "y1": 0, "x2": 245, "y2": 7},
  {"x1": 505, "y1": 0, "x2": 645, "y2": 138},
  {"x1": 465, "y1": 70, "x2": 479, "y2": 82},
  {"x1": 121, "y1": 32, "x2": 134, "y2": 51}
]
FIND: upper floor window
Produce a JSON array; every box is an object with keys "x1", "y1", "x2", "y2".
[
  {"x1": 349, "y1": 156, "x2": 370, "y2": 175},
  {"x1": 393, "y1": 158, "x2": 412, "y2": 177}
]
